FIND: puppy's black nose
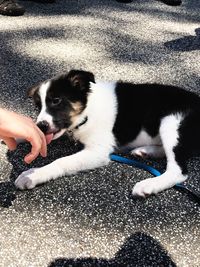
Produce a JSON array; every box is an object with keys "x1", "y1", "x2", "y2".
[{"x1": 37, "y1": 121, "x2": 49, "y2": 134}]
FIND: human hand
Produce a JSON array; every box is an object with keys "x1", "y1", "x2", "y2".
[{"x1": 0, "y1": 108, "x2": 47, "y2": 164}]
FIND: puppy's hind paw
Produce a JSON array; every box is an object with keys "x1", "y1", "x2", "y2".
[{"x1": 131, "y1": 147, "x2": 148, "y2": 158}]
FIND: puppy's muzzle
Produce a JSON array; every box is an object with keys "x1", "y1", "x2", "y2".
[{"x1": 37, "y1": 120, "x2": 49, "y2": 134}]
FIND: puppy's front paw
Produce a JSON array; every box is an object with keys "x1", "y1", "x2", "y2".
[
  {"x1": 15, "y1": 168, "x2": 38, "y2": 190},
  {"x1": 132, "y1": 178, "x2": 158, "y2": 197}
]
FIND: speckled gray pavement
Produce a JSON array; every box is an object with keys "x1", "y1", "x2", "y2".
[{"x1": 0, "y1": 0, "x2": 200, "y2": 266}]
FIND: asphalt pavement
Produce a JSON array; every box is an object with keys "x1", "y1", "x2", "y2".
[{"x1": 0, "y1": 0, "x2": 199, "y2": 266}]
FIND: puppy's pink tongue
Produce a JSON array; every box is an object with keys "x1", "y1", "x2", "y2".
[{"x1": 45, "y1": 133, "x2": 54, "y2": 145}]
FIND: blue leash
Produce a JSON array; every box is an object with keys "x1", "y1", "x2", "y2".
[
  {"x1": 110, "y1": 154, "x2": 162, "y2": 176},
  {"x1": 110, "y1": 154, "x2": 200, "y2": 200}
]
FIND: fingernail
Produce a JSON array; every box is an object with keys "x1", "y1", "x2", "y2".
[
  {"x1": 41, "y1": 153, "x2": 47, "y2": 158},
  {"x1": 24, "y1": 157, "x2": 32, "y2": 164}
]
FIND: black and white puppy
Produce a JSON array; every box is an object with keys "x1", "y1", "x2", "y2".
[{"x1": 15, "y1": 70, "x2": 200, "y2": 197}]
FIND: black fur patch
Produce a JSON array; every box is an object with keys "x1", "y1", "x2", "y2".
[{"x1": 113, "y1": 82, "x2": 200, "y2": 146}]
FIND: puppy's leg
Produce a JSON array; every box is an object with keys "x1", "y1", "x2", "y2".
[
  {"x1": 132, "y1": 114, "x2": 188, "y2": 197},
  {"x1": 15, "y1": 148, "x2": 110, "y2": 190},
  {"x1": 131, "y1": 145, "x2": 165, "y2": 158}
]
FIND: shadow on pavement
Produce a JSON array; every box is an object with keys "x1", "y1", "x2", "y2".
[
  {"x1": 48, "y1": 232, "x2": 177, "y2": 267},
  {"x1": 165, "y1": 28, "x2": 200, "y2": 52},
  {"x1": 20, "y1": 0, "x2": 200, "y2": 23},
  {"x1": 0, "y1": 182, "x2": 16, "y2": 208},
  {"x1": 2, "y1": 135, "x2": 199, "y2": 221}
]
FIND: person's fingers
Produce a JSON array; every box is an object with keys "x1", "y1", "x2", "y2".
[
  {"x1": 2, "y1": 137, "x2": 17, "y2": 150},
  {"x1": 25, "y1": 128, "x2": 47, "y2": 164},
  {"x1": 24, "y1": 137, "x2": 41, "y2": 164},
  {"x1": 24, "y1": 151, "x2": 39, "y2": 164},
  {"x1": 35, "y1": 127, "x2": 47, "y2": 158},
  {"x1": 26, "y1": 117, "x2": 34, "y2": 122}
]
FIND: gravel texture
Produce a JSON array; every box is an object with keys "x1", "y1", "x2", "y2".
[{"x1": 0, "y1": 0, "x2": 200, "y2": 266}]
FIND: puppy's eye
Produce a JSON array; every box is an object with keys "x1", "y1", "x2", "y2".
[
  {"x1": 34, "y1": 95, "x2": 41, "y2": 109},
  {"x1": 52, "y1": 98, "x2": 62, "y2": 106},
  {"x1": 35, "y1": 101, "x2": 41, "y2": 110}
]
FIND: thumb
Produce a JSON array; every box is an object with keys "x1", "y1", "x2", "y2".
[{"x1": 2, "y1": 137, "x2": 17, "y2": 151}]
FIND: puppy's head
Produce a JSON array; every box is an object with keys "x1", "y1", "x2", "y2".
[{"x1": 28, "y1": 70, "x2": 95, "y2": 143}]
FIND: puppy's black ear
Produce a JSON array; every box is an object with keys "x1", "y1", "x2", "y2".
[
  {"x1": 67, "y1": 70, "x2": 95, "y2": 90},
  {"x1": 27, "y1": 84, "x2": 40, "y2": 98}
]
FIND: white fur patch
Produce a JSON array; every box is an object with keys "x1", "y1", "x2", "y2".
[
  {"x1": 124, "y1": 130, "x2": 162, "y2": 149},
  {"x1": 37, "y1": 81, "x2": 54, "y2": 128},
  {"x1": 73, "y1": 81, "x2": 118, "y2": 153},
  {"x1": 159, "y1": 113, "x2": 183, "y2": 163}
]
